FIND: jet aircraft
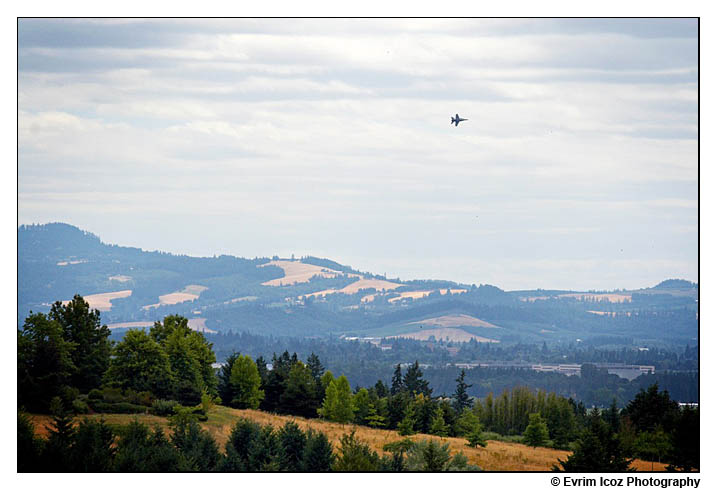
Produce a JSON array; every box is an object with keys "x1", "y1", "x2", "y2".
[{"x1": 451, "y1": 114, "x2": 467, "y2": 126}]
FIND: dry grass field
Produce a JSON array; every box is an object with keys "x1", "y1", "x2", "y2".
[
  {"x1": 143, "y1": 285, "x2": 207, "y2": 310},
  {"x1": 388, "y1": 327, "x2": 499, "y2": 343},
  {"x1": 63, "y1": 290, "x2": 133, "y2": 312},
  {"x1": 260, "y1": 260, "x2": 361, "y2": 286},
  {"x1": 302, "y1": 278, "x2": 405, "y2": 301},
  {"x1": 27, "y1": 406, "x2": 666, "y2": 471},
  {"x1": 409, "y1": 314, "x2": 499, "y2": 329},
  {"x1": 106, "y1": 321, "x2": 154, "y2": 329}
]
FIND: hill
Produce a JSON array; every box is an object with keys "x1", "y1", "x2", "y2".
[
  {"x1": 27, "y1": 405, "x2": 666, "y2": 472},
  {"x1": 18, "y1": 223, "x2": 698, "y2": 347}
]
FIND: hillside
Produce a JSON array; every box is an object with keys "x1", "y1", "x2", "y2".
[
  {"x1": 28, "y1": 405, "x2": 667, "y2": 472},
  {"x1": 18, "y1": 223, "x2": 698, "y2": 347}
]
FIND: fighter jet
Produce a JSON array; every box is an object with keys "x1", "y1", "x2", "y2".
[{"x1": 451, "y1": 114, "x2": 467, "y2": 126}]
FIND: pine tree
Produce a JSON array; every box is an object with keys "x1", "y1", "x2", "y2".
[
  {"x1": 318, "y1": 377, "x2": 338, "y2": 420},
  {"x1": 452, "y1": 369, "x2": 472, "y2": 413},
  {"x1": 523, "y1": 412, "x2": 550, "y2": 448},
  {"x1": 390, "y1": 364, "x2": 403, "y2": 395},
  {"x1": 397, "y1": 405, "x2": 416, "y2": 436},
  {"x1": 302, "y1": 429, "x2": 334, "y2": 471},
  {"x1": 333, "y1": 375, "x2": 355, "y2": 424},
  {"x1": 429, "y1": 408, "x2": 449, "y2": 437},
  {"x1": 403, "y1": 361, "x2": 431, "y2": 397}
]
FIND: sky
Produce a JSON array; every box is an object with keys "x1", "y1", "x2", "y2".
[{"x1": 17, "y1": 18, "x2": 698, "y2": 291}]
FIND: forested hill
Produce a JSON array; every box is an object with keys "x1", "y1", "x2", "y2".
[{"x1": 18, "y1": 223, "x2": 698, "y2": 348}]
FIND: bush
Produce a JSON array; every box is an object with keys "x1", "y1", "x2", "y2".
[
  {"x1": 72, "y1": 398, "x2": 89, "y2": 414},
  {"x1": 152, "y1": 399, "x2": 179, "y2": 416},
  {"x1": 88, "y1": 389, "x2": 103, "y2": 401},
  {"x1": 125, "y1": 390, "x2": 154, "y2": 407},
  {"x1": 91, "y1": 401, "x2": 148, "y2": 414},
  {"x1": 101, "y1": 387, "x2": 125, "y2": 404}
]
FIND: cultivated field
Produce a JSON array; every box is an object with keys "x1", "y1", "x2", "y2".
[
  {"x1": 260, "y1": 260, "x2": 360, "y2": 286},
  {"x1": 409, "y1": 314, "x2": 499, "y2": 329},
  {"x1": 388, "y1": 327, "x2": 499, "y2": 343},
  {"x1": 303, "y1": 279, "x2": 405, "y2": 301},
  {"x1": 142, "y1": 285, "x2": 207, "y2": 310},
  {"x1": 28, "y1": 406, "x2": 666, "y2": 471},
  {"x1": 63, "y1": 290, "x2": 132, "y2": 312},
  {"x1": 106, "y1": 321, "x2": 154, "y2": 329}
]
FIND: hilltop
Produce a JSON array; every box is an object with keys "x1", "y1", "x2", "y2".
[{"x1": 18, "y1": 223, "x2": 698, "y2": 347}]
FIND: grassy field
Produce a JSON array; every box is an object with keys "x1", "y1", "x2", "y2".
[{"x1": 29, "y1": 405, "x2": 666, "y2": 472}]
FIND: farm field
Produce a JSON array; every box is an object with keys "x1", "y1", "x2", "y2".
[
  {"x1": 63, "y1": 290, "x2": 132, "y2": 311},
  {"x1": 28, "y1": 406, "x2": 666, "y2": 472},
  {"x1": 409, "y1": 314, "x2": 500, "y2": 329},
  {"x1": 143, "y1": 285, "x2": 208, "y2": 310},
  {"x1": 388, "y1": 327, "x2": 500, "y2": 343},
  {"x1": 260, "y1": 260, "x2": 360, "y2": 286}
]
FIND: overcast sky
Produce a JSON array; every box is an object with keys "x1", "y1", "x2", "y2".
[{"x1": 17, "y1": 18, "x2": 698, "y2": 291}]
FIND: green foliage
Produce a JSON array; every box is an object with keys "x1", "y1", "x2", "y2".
[
  {"x1": 152, "y1": 399, "x2": 179, "y2": 416},
  {"x1": 114, "y1": 421, "x2": 189, "y2": 472},
  {"x1": 49, "y1": 295, "x2": 111, "y2": 393},
  {"x1": 17, "y1": 313, "x2": 77, "y2": 412},
  {"x1": 280, "y1": 362, "x2": 319, "y2": 417},
  {"x1": 229, "y1": 354, "x2": 264, "y2": 409},
  {"x1": 555, "y1": 409, "x2": 634, "y2": 472},
  {"x1": 320, "y1": 375, "x2": 355, "y2": 423},
  {"x1": 72, "y1": 398, "x2": 89, "y2": 414},
  {"x1": 523, "y1": 413, "x2": 550, "y2": 448},
  {"x1": 635, "y1": 428, "x2": 671, "y2": 469},
  {"x1": 71, "y1": 418, "x2": 116, "y2": 472},
  {"x1": 452, "y1": 369, "x2": 473, "y2": 413},
  {"x1": 105, "y1": 329, "x2": 173, "y2": 397},
  {"x1": 397, "y1": 403, "x2": 417, "y2": 436},
  {"x1": 277, "y1": 421, "x2": 306, "y2": 472},
  {"x1": 90, "y1": 401, "x2": 149, "y2": 414},
  {"x1": 17, "y1": 412, "x2": 44, "y2": 472},
  {"x1": 333, "y1": 430, "x2": 382, "y2": 471},
  {"x1": 429, "y1": 407, "x2": 449, "y2": 437},
  {"x1": 403, "y1": 361, "x2": 431, "y2": 397},
  {"x1": 218, "y1": 352, "x2": 240, "y2": 405},
  {"x1": 465, "y1": 428, "x2": 487, "y2": 448},
  {"x1": 169, "y1": 411, "x2": 221, "y2": 471},
  {"x1": 353, "y1": 388, "x2": 371, "y2": 425},
  {"x1": 302, "y1": 429, "x2": 334, "y2": 471}
]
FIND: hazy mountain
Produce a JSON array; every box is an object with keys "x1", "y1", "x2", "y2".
[{"x1": 18, "y1": 223, "x2": 698, "y2": 347}]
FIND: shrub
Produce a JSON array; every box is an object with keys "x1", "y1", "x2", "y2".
[
  {"x1": 101, "y1": 387, "x2": 125, "y2": 404},
  {"x1": 72, "y1": 398, "x2": 89, "y2": 414},
  {"x1": 91, "y1": 401, "x2": 148, "y2": 414},
  {"x1": 88, "y1": 389, "x2": 103, "y2": 401},
  {"x1": 152, "y1": 399, "x2": 179, "y2": 416}
]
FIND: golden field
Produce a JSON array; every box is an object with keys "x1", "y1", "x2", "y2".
[{"x1": 27, "y1": 406, "x2": 666, "y2": 472}]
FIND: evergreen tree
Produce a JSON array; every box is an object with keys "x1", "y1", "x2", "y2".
[
  {"x1": 318, "y1": 377, "x2": 338, "y2": 420},
  {"x1": 280, "y1": 362, "x2": 319, "y2": 417},
  {"x1": 452, "y1": 369, "x2": 472, "y2": 413},
  {"x1": 17, "y1": 314, "x2": 77, "y2": 411},
  {"x1": 374, "y1": 379, "x2": 389, "y2": 398},
  {"x1": 229, "y1": 355, "x2": 264, "y2": 409},
  {"x1": 403, "y1": 361, "x2": 431, "y2": 397},
  {"x1": 17, "y1": 412, "x2": 44, "y2": 472},
  {"x1": 429, "y1": 407, "x2": 449, "y2": 437},
  {"x1": 306, "y1": 352, "x2": 324, "y2": 381},
  {"x1": 302, "y1": 429, "x2": 334, "y2": 471},
  {"x1": 555, "y1": 409, "x2": 634, "y2": 472},
  {"x1": 333, "y1": 430, "x2": 382, "y2": 471},
  {"x1": 353, "y1": 388, "x2": 371, "y2": 425},
  {"x1": 49, "y1": 295, "x2": 111, "y2": 393},
  {"x1": 41, "y1": 397, "x2": 76, "y2": 472},
  {"x1": 70, "y1": 418, "x2": 116, "y2": 472},
  {"x1": 397, "y1": 404, "x2": 417, "y2": 436},
  {"x1": 278, "y1": 421, "x2": 307, "y2": 471},
  {"x1": 523, "y1": 413, "x2": 550, "y2": 448},
  {"x1": 218, "y1": 352, "x2": 240, "y2": 406},
  {"x1": 390, "y1": 364, "x2": 403, "y2": 395}
]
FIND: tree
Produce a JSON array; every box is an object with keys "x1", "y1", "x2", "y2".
[
  {"x1": 218, "y1": 352, "x2": 240, "y2": 406},
  {"x1": 624, "y1": 384, "x2": 679, "y2": 434},
  {"x1": 465, "y1": 427, "x2": 487, "y2": 448},
  {"x1": 390, "y1": 364, "x2": 403, "y2": 395},
  {"x1": 523, "y1": 413, "x2": 550, "y2": 448},
  {"x1": 403, "y1": 361, "x2": 431, "y2": 397},
  {"x1": 555, "y1": 409, "x2": 634, "y2": 472},
  {"x1": 302, "y1": 429, "x2": 334, "y2": 471},
  {"x1": 71, "y1": 417, "x2": 116, "y2": 472},
  {"x1": 635, "y1": 428, "x2": 671, "y2": 471},
  {"x1": 353, "y1": 388, "x2": 372, "y2": 425},
  {"x1": 452, "y1": 369, "x2": 473, "y2": 413},
  {"x1": 306, "y1": 352, "x2": 324, "y2": 381},
  {"x1": 17, "y1": 412, "x2": 44, "y2": 472},
  {"x1": 280, "y1": 362, "x2": 319, "y2": 417},
  {"x1": 277, "y1": 421, "x2": 307, "y2": 471},
  {"x1": 104, "y1": 329, "x2": 173, "y2": 397},
  {"x1": 18, "y1": 313, "x2": 77, "y2": 411},
  {"x1": 333, "y1": 431, "x2": 381, "y2": 471},
  {"x1": 229, "y1": 355, "x2": 264, "y2": 409},
  {"x1": 339, "y1": 377, "x2": 356, "y2": 422},
  {"x1": 429, "y1": 408, "x2": 449, "y2": 437},
  {"x1": 49, "y1": 295, "x2": 111, "y2": 393},
  {"x1": 41, "y1": 397, "x2": 76, "y2": 472},
  {"x1": 455, "y1": 408, "x2": 481, "y2": 437},
  {"x1": 397, "y1": 404, "x2": 417, "y2": 436}
]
